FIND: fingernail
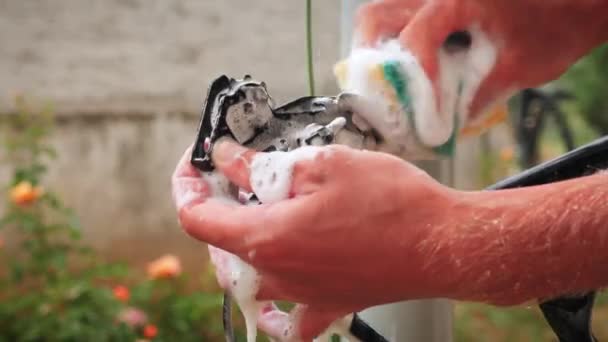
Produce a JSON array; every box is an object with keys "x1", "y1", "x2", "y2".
[{"x1": 212, "y1": 139, "x2": 247, "y2": 169}]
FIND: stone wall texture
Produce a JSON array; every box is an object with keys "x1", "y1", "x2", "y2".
[
  {"x1": 0, "y1": 0, "x2": 342, "y2": 268},
  {"x1": 0, "y1": 0, "x2": 499, "y2": 269}
]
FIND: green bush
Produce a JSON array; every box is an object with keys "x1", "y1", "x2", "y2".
[
  {"x1": 0, "y1": 96, "x2": 228, "y2": 341},
  {"x1": 559, "y1": 43, "x2": 608, "y2": 136}
]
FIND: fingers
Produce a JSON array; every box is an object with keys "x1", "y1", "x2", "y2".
[
  {"x1": 294, "y1": 305, "x2": 344, "y2": 341},
  {"x1": 356, "y1": 0, "x2": 425, "y2": 46},
  {"x1": 179, "y1": 199, "x2": 261, "y2": 253},
  {"x1": 172, "y1": 144, "x2": 198, "y2": 178},
  {"x1": 172, "y1": 176, "x2": 209, "y2": 212},
  {"x1": 182, "y1": 142, "x2": 359, "y2": 255},
  {"x1": 213, "y1": 140, "x2": 341, "y2": 203},
  {"x1": 398, "y1": 1, "x2": 476, "y2": 81},
  {"x1": 257, "y1": 304, "x2": 343, "y2": 341},
  {"x1": 172, "y1": 145, "x2": 210, "y2": 211},
  {"x1": 257, "y1": 303, "x2": 291, "y2": 339},
  {"x1": 181, "y1": 193, "x2": 321, "y2": 255},
  {"x1": 212, "y1": 139, "x2": 257, "y2": 192}
]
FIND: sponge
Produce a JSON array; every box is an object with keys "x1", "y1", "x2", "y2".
[{"x1": 334, "y1": 39, "x2": 507, "y2": 159}]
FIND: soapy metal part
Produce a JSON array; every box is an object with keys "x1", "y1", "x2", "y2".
[{"x1": 191, "y1": 75, "x2": 378, "y2": 172}]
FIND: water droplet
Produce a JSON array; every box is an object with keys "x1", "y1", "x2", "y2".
[
  {"x1": 203, "y1": 138, "x2": 211, "y2": 152},
  {"x1": 248, "y1": 250, "x2": 257, "y2": 260}
]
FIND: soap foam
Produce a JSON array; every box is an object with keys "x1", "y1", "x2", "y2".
[
  {"x1": 338, "y1": 31, "x2": 498, "y2": 154},
  {"x1": 201, "y1": 170, "x2": 262, "y2": 342},
  {"x1": 340, "y1": 43, "x2": 414, "y2": 147},
  {"x1": 250, "y1": 146, "x2": 323, "y2": 204},
  {"x1": 341, "y1": 40, "x2": 442, "y2": 147},
  {"x1": 201, "y1": 171, "x2": 239, "y2": 205},
  {"x1": 227, "y1": 254, "x2": 265, "y2": 342},
  {"x1": 204, "y1": 147, "x2": 325, "y2": 342}
]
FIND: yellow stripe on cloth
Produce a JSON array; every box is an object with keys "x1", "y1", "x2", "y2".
[{"x1": 334, "y1": 59, "x2": 508, "y2": 140}]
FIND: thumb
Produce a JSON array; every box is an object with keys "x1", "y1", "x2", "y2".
[{"x1": 213, "y1": 140, "x2": 330, "y2": 204}]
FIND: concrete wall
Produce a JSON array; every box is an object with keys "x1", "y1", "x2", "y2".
[
  {"x1": 0, "y1": 0, "x2": 510, "y2": 269},
  {"x1": 0, "y1": 0, "x2": 342, "y2": 268}
]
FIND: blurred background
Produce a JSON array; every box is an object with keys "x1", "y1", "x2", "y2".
[{"x1": 0, "y1": 0, "x2": 606, "y2": 341}]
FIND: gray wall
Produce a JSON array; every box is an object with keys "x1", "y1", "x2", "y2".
[
  {"x1": 0, "y1": 0, "x2": 342, "y2": 267},
  {"x1": 0, "y1": 0, "x2": 508, "y2": 268}
]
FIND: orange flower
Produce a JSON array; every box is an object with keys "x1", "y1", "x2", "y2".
[
  {"x1": 113, "y1": 285, "x2": 130, "y2": 302},
  {"x1": 147, "y1": 254, "x2": 182, "y2": 279},
  {"x1": 499, "y1": 146, "x2": 515, "y2": 162},
  {"x1": 143, "y1": 324, "x2": 158, "y2": 339},
  {"x1": 10, "y1": 181, "x2": 43, "y2": 206}
]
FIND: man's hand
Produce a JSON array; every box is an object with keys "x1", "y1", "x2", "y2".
[
  {"x1": 172, "y1": 140, "x2": 608, "y2": 339},
  {"x1": 172, "y1": 141, "x2": 459, "y2": 339},
  {"x1": 356, "y1": 0, "x2": 608, "y2": 119}
]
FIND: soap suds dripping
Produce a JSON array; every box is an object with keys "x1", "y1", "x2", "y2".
[
  {"x1": 249, "y1": 147, "x2": 365, "y2": 342},
  {"x1": 200, "y1": 171, "x2": 263, "y2": 342},
  {"x1": 228, "y1": 255, "x2": 264, "y2": 342},
  {"x1": 206, "y1": 147, "x2": 330, "y2": 342}
]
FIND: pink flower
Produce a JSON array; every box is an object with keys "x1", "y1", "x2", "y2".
[{"x1": 118, "y1": 307, "x2": 148, "y2": 327}]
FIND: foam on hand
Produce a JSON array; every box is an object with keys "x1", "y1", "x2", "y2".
[
  {"x1": 204, "y1": 147, "x2": 328, "y2": 342},
  {"x1": 200, "y1": 171, "x2": 263, "y2": 342},
  {"x1": 250, "y1": 146, "x2": 323, "y2": 204}
]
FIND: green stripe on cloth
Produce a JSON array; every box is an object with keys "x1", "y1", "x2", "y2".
[
  {"x1": 382, "y1": 60, "x2": 418, "y2": 141},
  {"x1": 381, "y1": 60, "x2": 460, "y2": 157}
]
